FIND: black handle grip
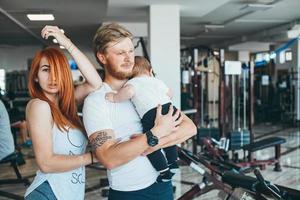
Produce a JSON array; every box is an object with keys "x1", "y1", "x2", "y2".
[{"x1": 254, "y1": 169, "x2": 265, "y2": 185}]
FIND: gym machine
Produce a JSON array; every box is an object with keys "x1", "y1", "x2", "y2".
[
  {"x1": 0, "y1": 151, "x2": 30, "y2": 200},
  {"x1": 200, "y1": 136, "x2": 286, "y2": 172},
  {"x1": 178, "y1": 147, "x2": 241, "y2": 200},
  {"x1": 218, "y1": 56, "x2": 287, "y2": 171},
  {"x1": 181, "y1": 49, "x2": 195, "y2": 111},
  {"x1": 177, "y1": 147, "x2": 300, "y2": 200},
  {"x1": 254, "y1": 58, "x2": 279, "y2": 124},
  {"x1": 180, "y1": 47, "x2": 221, "y2": 129},
  {"x1": 196, "y1": 49, "x2": 220, "y2": 140},
  {"x1": 222, "y1": 169, "x2": 300, "y2": 200},
  {"x1": 180, "y1": 48, "x2": 220, "y2": 153},
  {"x1": 224, "y1": 61, "x2": 250, "y2": 150}
]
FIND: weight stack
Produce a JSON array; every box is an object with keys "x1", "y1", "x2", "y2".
[
  {"x1": 197, "y1": 127, "x2": 220, "y2": 145},
  {"x1": 229, "y1": 129, "x2": 250, "y2": 150}
]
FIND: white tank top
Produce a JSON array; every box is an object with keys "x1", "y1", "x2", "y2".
[{"x1": 25, "y1": 124, "x2": 87, "y2": 200}]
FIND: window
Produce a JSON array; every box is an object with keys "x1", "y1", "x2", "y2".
[
  {"x1": 0, "y1": 69, "x2": 5, "y2": 92},
  {"x1": 285, "y1": 50, "x2": 292, "y2": 61}
]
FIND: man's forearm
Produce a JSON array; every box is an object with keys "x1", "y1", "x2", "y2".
[
  {"x1": 159, "y1": 129, "x2": 194, "y2": 148},
  {"x1": 94, "y1": 134, "x2": 149, "y2": 169},
  {"x1": 90, "y1": 106, "x2": 184, "y2": 169}
]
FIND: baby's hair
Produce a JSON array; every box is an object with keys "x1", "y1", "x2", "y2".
[{"x1": 132, "y1": 56, "x2": 155, "y2": 77}]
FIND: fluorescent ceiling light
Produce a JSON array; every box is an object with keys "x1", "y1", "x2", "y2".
[
  {"x1": 240, "y1": 4, "x2": 274, "y2": 11},
  {"x1": 27, "y1": 14, "x2": 55, "y2": 21},
  {"x1": 204, "y1": 24, "x2": 225, "y2": 29}
]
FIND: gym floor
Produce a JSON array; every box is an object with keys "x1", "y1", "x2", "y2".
[{"x1": 1, "y1": 124, "x2": 299, "y2": 200}]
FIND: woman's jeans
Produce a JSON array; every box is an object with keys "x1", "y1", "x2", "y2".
[{"x1": 25, "y1": 181, "x2": 57, "y2": 200}]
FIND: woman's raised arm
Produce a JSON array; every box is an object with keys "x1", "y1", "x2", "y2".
[{"x1": 41, "y1": 25, "x2": 102, "y2": 104}]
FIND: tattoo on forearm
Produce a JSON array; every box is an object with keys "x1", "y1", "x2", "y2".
[{"x1": 90, "y1": 131, "x2": 112, "y2": 151}]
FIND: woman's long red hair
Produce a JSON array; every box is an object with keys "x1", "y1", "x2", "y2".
[{"x1": 28, "y1": 47, "x2": 83, "y2": 132}]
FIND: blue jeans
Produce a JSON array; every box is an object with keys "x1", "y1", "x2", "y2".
[
  {"x1": 108, "y1": 181, "x2": 173, "y2": 200},
  {"x1": 25, "y1": 181, "x2": 57, "y2": 200}
]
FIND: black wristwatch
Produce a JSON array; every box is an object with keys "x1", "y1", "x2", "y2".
[{"x1": 145, "y1": 130, "x2": 159, "y2": 147}]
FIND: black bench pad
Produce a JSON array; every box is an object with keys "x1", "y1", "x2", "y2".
[
  {"x1": 0, "y1": 152, "x2": 18, "y2": 164},
  {"x1": 243, "y1": 137, "x2": 286, "y2": 152},
  {"x1": 222, "y1": 171, "x2": 272, "y2": 195},
  {"x1": 222, "y1": 171, "x2": 257, "y2": 189}
]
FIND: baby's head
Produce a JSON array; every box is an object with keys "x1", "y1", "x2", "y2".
[{"x1": 132, "y1": 56, "x2": 155, "y2": 77}]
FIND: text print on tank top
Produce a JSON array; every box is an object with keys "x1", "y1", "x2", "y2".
[{"x1": 66, "y1": 129, "x2": 86, "y2": 185}]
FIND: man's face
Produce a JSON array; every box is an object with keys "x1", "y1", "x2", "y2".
[{"x1": 98, "y1": 37, "x2": 135, "y2": 80}]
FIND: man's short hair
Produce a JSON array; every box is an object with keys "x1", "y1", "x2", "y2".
[{"x1": 93, "y1": 23, "x2": 133, "y2": 66}]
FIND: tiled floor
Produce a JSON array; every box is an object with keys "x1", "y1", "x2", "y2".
[{"x1": 0, "y1": 124, "x2": 299, "y2": 200}]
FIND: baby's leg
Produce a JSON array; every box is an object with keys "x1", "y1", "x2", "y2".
[
  {"x1": 147, "y1": 150, "x2": 174, "y2": 182},
  {"x1": 142, "y1": 105, "x2": 174, "y2": 182},
  {"x1": 164, "y1": 146, "x2": 179, "y2": 173}
]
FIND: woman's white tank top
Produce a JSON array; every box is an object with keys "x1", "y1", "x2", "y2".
[{"x1": 25, "y1": 124, "x2": 87, "y2": 200}]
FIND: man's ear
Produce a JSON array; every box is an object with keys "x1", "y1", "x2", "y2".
[{"x1": 97, "y1": 52, "x2": 107, "y2": 65}]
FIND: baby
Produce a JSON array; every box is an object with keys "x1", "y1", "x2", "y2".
[{"x1": 105, "y1": 56, "x2": 180, "y2": 182}]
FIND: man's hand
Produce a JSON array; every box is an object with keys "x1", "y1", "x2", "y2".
[
  {"x1": 151, "y1": 104, "x2": 183, "y2": 139},
  {"x1": 105, "y1": 92, "x2": 116, "y2": 102}
]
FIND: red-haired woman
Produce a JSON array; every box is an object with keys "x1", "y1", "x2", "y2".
[{"x1": 24, "y1": 26, "x2": 102, "y2": 200}]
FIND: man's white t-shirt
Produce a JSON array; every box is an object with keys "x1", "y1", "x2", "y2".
[
  {"x1": 125, "y1": 76, "x2": 171, "y2": 118},
  {"x1": 82, "y1": 83, "x2": 158, "y2": 191}
]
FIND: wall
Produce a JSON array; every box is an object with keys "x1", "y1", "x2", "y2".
[
  {"x1": 0, "y1": 45, "x2": 42, "y2": 72},
  {"x1": 0, "y1": 45, "x2": 103, "y2": 71},
  {"x1": 149, "y1": 5, "x2": 181, "y2": 108}
]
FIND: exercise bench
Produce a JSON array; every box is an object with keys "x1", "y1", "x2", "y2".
[
  {"x1": 0, "y1": 152, "x2": 30, "y2": 200},
  {"x1": 238, "y1": 137, "x2": 286, "y2": 171},
  {"x1": 222, "y1": 169, "x2": 300, "y2": 200}
]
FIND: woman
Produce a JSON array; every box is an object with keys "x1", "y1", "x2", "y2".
[{"x1": 24, "y1": 26, "x2": 102, "y2": 200}]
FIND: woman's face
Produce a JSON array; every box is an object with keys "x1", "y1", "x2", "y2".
[{"x1": 36, "y1": 56, "x2": 59, "y2": 99}]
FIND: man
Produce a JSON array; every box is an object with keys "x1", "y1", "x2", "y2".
[
  {"x1": 82, "y1": 23, "x2": 197, "y2": 200},
  {"x1": 0, "y1": 99, "x2": 15, "y2": 161}
]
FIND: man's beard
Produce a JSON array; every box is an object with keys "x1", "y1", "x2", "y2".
[{"x1": 106, "y1": 63, "x2": 133, "y2": 80}]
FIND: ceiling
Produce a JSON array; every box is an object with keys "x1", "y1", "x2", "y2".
[{"x1": 0, "y1": 0, "x2": 300, "y2": 50}]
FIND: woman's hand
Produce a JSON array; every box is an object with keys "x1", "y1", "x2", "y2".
[
  {"x1": 41, "y1": 25, "x2": 72, "y2": 49},
  {"x1": 151, "y1": 104, "x2": 183, "y2": 139}
]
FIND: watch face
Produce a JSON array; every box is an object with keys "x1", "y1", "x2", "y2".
[
  {"x1": 149, "y1": 138, "x2": 158, "y2": 146},
  {"x1": 146, "y1": 131, "x2": 158, "y2": 147}
]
